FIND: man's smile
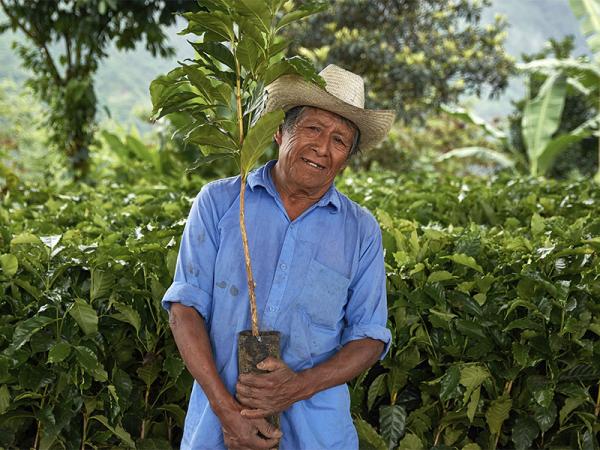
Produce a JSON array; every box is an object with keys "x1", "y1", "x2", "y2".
[{"x1": 301, "y1": 157, "x2": 325, "y2": 170}]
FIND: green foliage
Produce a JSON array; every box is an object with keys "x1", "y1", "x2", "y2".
[
  {"x1": 0, "y1": 169, "x2": 200, "y2": 448},
  {"x1": 339, "y1": 169, "x2": 600, "y2": 449},
  {"x1": 512, "y1": 37, "x2": 599, "y2": 179},
  {"x1": 3, "y1": 149, "x2": 600, "y2": 448},
  {"x1": 286, "y1": 0, "x2": 514, "y2": 120},
  {"x1": 150, "y1": 0, "x2": 325, "y2": 179},
  {"x1": 0, "y1": 0, "x2": 191, "y2": 178}
]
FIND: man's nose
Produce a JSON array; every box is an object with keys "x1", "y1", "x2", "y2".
[{"x1": 311, "y1": 135, "x2": 330, "y2": 155}]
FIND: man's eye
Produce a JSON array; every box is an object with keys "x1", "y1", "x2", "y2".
[{"x1": 307, "y1": 126, "x2": 320, "y2": 132}]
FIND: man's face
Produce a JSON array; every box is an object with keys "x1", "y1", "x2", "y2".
[{"x1": 274, "y1": 107, "x2": 356, "y2": 195}]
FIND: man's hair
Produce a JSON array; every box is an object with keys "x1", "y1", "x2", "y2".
[{"x1": 281, "y1": 106, "x2": 361, "y2": 158}]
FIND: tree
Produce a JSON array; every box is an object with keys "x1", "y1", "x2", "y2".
[
  {"x1": 150, "y1": 0, "x2": 325, "y2": 337},
  {"x1": 286, "y1": 0, "x2": 514, "y2": 121},
  {"x1": 0, "y1": 0, "x2": 192, "y2": 179}
]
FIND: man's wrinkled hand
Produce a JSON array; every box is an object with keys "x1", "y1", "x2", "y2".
[
  {"x1": 236, "y1": 357, "x2": 306, "y2": 419},
  {"x1": 221, "y1": 406, "x2": 282, "y2": 450}
]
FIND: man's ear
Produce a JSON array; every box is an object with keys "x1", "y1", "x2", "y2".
[{"x1": 274, "y1": 127, "x2": 283, "y2": 146}]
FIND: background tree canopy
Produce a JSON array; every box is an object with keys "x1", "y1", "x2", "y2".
[
  {"x1": 0, "y1": 0, "x2": 193, "y2": 178},
  {"x1": 288, "y1": 0, "x2": 515, "y2": 121}
]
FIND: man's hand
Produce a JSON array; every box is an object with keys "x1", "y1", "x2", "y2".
[
  {"x1": 236, "y1": 357, "x2": 306, "y2": 419},
  {"x1": 220, "y1": 403, "x2": 282, "y2": 450}
]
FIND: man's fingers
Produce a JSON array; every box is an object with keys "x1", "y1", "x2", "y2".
[
  {"x1": 257, "y1": 356, "x2": 284, "y2": 371},
  {"x1": 240, "y1": 408, "x2": 270, "y2": 419},
  {"x1": 252, "y1": 418, "x2": 282, "y2": 440}
]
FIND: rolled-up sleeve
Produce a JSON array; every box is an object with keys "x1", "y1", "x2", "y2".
[
  {"x1": 162, "y1": 185, "x2": 219, "y2": 323},
  {"x1": 341, "y1": 219, "x2": 391, "y2": 359}
]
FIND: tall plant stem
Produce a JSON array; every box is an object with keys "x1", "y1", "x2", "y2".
[
  {"x1": 234, "y1": 45, "x2": 259, "y2": 337},
  {"x1": 596, "y1": 91, "x2": 600, "y2": 183},
  {"x1": 239, "y1": 174, "x2": 259, "y2": 337},
  {"x1": 595, "y1": 382, "x2": 600, "y2": 417}
]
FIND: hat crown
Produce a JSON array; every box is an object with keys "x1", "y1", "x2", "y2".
[{"x1": 319, "y1": 64, "x2": 365, "y2": 109}]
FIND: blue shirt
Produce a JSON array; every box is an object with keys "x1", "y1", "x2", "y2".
[{"x1": 162, "y1": 160, "x2": 391, "y2": 450}]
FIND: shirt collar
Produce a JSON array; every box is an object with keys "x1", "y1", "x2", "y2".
[{"x1": 247, "y1": 160, "x2": 341, "y2": 213}]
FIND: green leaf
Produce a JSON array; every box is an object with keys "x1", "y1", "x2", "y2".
[
  {"x1": 569, "y1": 0, "x2": 600, "y2": 63},
  {"x1": 398, "y1": 433, "x2": 424, "y2": 450},
  {"x1": 137, "y1": 360, "x2": 161, "y2": 387},
  {"x1": 531, "y1": 213, "x2": 545, "y2": 236},
  {"x1": 111, "y1": 303, "x2": 141, "y2": 334},
  {"x1": 466, "y1": 386, "x2": 481, "y2": 422},
  {"x1": 48, "y1": 342, "x2": 71, "y2": 363},
  {"x1": 8, "y1": 315, "x2": 54, "y2": 353},
  {"x1": 437, "y1": 147, "x2": 515, "y2": 168},
  {"x1": 486, "y1": 394, "x2": 512, "y2": 435},
  {"x1": 276, "y1": 2, "x2": 328, "y2": 31},
  {"x1": 0, "y1": 384, "x2": 9, "y2": 414},
  {"x1": 354, "y1": 417, "x2": 387, "y2": 450},
  {"x1": 444, "y1": 254, "x2": 483, "y2": 272},
  {"x1": 462, "y1": 444, "x2": 482, "y2": 450},
  {"x1": 91, "y1": 415, "x2": 135, "y2": 448},
  {"x1": 427, "y1": 271, "x2": 455, "y2": 283},
  {"x1": 511, "y1": 416, "x2": 539, "y2": 450},
  {"x1": 74, "y1": 346, "x2": 98, "y2": 372},
  {"x1": 380, "y1": 404, "x2": 406, "y2": 449},
  {"x1": 157, "y1": 403, "x2": 186, "y2": 427},
  {"x1": 163, "y1": 354, "x2": 185, "y2": 381},
  {"x1": 90, "y1": 269, "x2": 114, "y2": 301},
  {"x1": 181, "y1": 11, "x2": 234, "y2": 41},
  {"x1": 240, "y1": 110, "x2": 284, "y2": 175},
  {"x1": 367, "y1": 373, "x2": 387, "y2": 410},
  {"x1": 441, "y1": 104, "x2": 507, "y2": 141},
  {"x1": 190, "y1": 41, "x2": 235, "y2": 71},
  {"x1": 264, "y1": 56, "x2": 325, "y2": 87},
  {"x1": 440, "y1": 366, "x2": 461, "y2": 402},
  {"x1": 533, "y1": 401, "x2": 557, "y2": 433},
  {"x1": 522, "y1": 73, "x2": 567, "y2": 175},
  {"x1": 68, "y1": 299, "x2": 98, "y2": 335},
  {"x1": 0, "y1": 254, "x2": 18, "y2": 277},
  {"x1": 186, "y1": 124, "x2": 237, "y2": 152},
  {"x1": 10, "y1": 232, "x2": 42, "y2": 245},
  {"x1": 460, "y1": 365, "x2": 489, "y2": 404},
  {"x1": 559, "y1": 396, "x2": 585, "y2": 424},
  {"x1": 188, "y1": 153, "x2": 235, "y2": 172}
]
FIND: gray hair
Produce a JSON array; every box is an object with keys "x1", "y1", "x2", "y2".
[{"x1": 281, "y1": 106, "x2": 361, "y2": 158}]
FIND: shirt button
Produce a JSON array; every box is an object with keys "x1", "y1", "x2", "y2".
[{"x1": 280, "y1": 263, "x2": 287, "y2": 270}]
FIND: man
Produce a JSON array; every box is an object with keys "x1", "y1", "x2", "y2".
[{"x1": 163, "y1": 65, "x2": 395, "y2": 449}]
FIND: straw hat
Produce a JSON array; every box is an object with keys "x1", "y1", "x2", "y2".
[{"x1": 263, "y1": 64, "x2": 395, "y2": 151}]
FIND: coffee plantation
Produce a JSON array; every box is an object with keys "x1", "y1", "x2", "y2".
[{"x1": 1, "y1": 166, "x2": 599, "y2": 449}]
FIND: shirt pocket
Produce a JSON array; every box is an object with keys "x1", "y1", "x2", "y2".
[{"x1": 299, "y1": 259, "x2": 350, "y2": 328}]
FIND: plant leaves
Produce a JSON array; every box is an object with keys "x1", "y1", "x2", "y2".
[
  {"x1": 240, "y1": 110, "x2": 284, "y2": 175},
  {"x1": 380, "y1": 404, "x2": 406, "y2": 449},
  {"x1": 367, "y1": 373, "x2": 387, "y2": 411},
  {"x1": 398, "y1": 433, "x2": 424, "y2": 450},
  {"x1": 48, "y1": 342, "x2": 71, "y2": 364},
  {"x1": 486, "y1": 394, "x2": 512, "y2": 435},
  {"x1": 110, "y1": 302, "x2": 141, "y2": 334},
  {"x1": 91, "y1": 415, "x2": 135, "y2": 448},
  {"x1": 68, "y1": 299, "x2": 98, "y2": 335},
  {"x1": 0, "y1": 254, "x2": 18, "y2": 277},
  {"x1": 511, "y1": 416, "x2": 539, "y2": 450},
  {"x1": 444, "y1": 254, "x2": 483, "y2": 272},
  {"x1": 354, "y1": 417, "x2": 388, "y2": 450},
  {"x1": 533, "y1": 401, "x2": 557, "y2": 433}
]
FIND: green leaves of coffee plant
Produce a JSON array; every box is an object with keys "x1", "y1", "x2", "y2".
[
  {"x1": 150, "y1": 0, "x2": 325, "y2": 176},
  {"x1": 0, "y1": 173, "x2": 196, "y2": 447},
  {"x1": 346, "y1": 168, "x2": 600, "y2": 449}
]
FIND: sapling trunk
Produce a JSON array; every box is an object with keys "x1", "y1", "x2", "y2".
[{"x1": 234, "y1": 45, "x2": 259, "y2": 337}]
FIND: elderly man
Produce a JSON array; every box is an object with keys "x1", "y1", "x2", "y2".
[{"x1": 163, "y1": 65, "x2": 395, "y2": 449}]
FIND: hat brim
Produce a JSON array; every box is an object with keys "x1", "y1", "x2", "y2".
[{"x1": 264, "y1": 75, "x2": 395, "y2": 151}]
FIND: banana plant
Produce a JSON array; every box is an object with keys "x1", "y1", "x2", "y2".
[
  {"x1": 441, "y1": 72, "x2": 598, "y2": 177},
  {"x1": 516, "y1": 0, "x2": 600, "y2": 181},
  {"x1": 149, "y1": 0, "x2": 325, "y2": 336}
]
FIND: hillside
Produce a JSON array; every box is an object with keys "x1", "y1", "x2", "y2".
[{"x1": 0, "y1": 1, "x2": 593, "y2": 124}]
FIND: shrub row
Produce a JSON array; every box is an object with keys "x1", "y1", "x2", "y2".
[{"x1": 1, "y1": 170, "x2": 599, "y2": 449}]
